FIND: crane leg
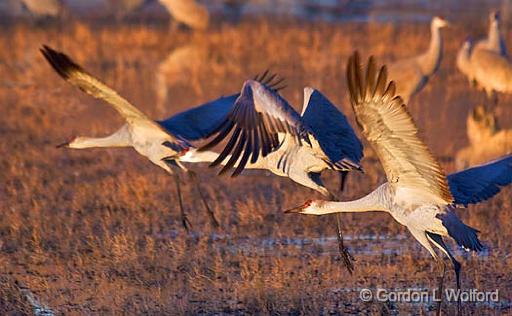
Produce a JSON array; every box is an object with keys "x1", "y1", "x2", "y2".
[
  {"x1": 335, "y1": 171, "x2": 355, "y2": 274},
  {"x1": 173, "y1": 173, "x2": 191, "y2": 232},
  {"x1": 427, "y1": 232, "x2": 461, "y2": 316},
  {"x1": 187, "y1": 170, "x2": 220, "y2": 228},
  {"x1": 435, "y1": 260, "x2": 446, "y2": 316},
  {"x1": 335, "y1": 213, "x2": 354, "y2": 274}
]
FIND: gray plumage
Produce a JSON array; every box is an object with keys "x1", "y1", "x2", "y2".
[
  {"x1": 21, "y1": 0, "x2": 62, "y2": 17},
  {"x1": 288, "y1": 54, "x2": 512, "y2": 311},
  {"x1": 197, "y1": 76, "x2": 363, "y2": 274},
  {"x1": 387, "y1": 16, "x2": 449, "y2": 103},
  {"x1": 41, "y1": 45, "x2": 222, "y2": 230},
  {"x1": 199, "y1": 80, "x2": 363, "y2": 180},
  {"x1": 158, "y1": 0, "x2": 209, "y2": 30},
  {"x1": 474, "y1": 10, "x2": 508, "y2": 57},
  {"x1": 458, "y1": 10, "x2": 512, "y2": 96}
]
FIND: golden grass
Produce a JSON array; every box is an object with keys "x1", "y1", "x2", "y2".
[{"x1": 0, "y1": 18, "x2": 511, "y2": 314}]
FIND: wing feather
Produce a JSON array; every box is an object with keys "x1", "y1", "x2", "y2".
[
  {"x1": 41, "y1": 45, "x2": 188, "y2": 153},
  {"x1": 301, "y1": 87, "x2": 363, "y2": 170},
  {"x1": 347, "y1": 52, "x2": 453, "y2": 204},
  {"x1": 199, "y1": 80, "x2": 311, "y2": 176},
  {"x1": 41, "y1": 45, "x2": 148, "y2": 124},
  {"x1": 448, "y1": 154, "x2": 512, "y2": 206}
]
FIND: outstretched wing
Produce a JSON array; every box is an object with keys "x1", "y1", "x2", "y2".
[
  {"x1": 158, "y1": 71, "x2": 286, "y2": 141},
  {"x1": 41, "y1": 45, "x2": 189, "y2": 153},
  {"x1": 346, "y1": 52, "x2": 453, "y2": 204},
  {"x1": 158, "y1": 94, "x2": 237, "y2": 141},
  {"x1": 199, "y1": 80, "x2": 311, "y2": 176},
  {"x1": 41, "y1": 45, "x2": 149, "y2": 124},
  {"x1": 448, "y1": 154, "x2": 512, "y2": 206},
  {"x1": 301, "y1": 87, "x2": 363, "y2": 170}
]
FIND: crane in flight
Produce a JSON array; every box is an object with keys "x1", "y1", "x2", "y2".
[
  {"x1": 286, "y1": 52, "x2": 512, "y2": 315},
  {"x1": 198, "y1": 77, "x2": 364, "y2": 273},
  {"x1": 40, "y1": 45, "x2": 283, "y2": 232}
]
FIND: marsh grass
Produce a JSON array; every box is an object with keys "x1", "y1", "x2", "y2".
[{"x1": 0, "y1": 17, "x2": 511, "y2": 314}]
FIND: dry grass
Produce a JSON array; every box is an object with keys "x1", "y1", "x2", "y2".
[{"x1": 1, "y1": 17, "x2": 512, "y2": 315}]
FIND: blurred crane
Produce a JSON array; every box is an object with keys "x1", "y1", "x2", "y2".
[
  {"x1": 456, "y1": 36, "x2": 475, "y2": 86},
  {"x1": 40, "y1": 46, "x2": 282, "y2": 232},
  {"x1": 158, "y1": 0, "x2": 209, "y2": 30},
  {"x1": 456, "y1": 105, "x2": 512, "y2": 169},
  {"x1": 198, "y1": 79, "x2": 364, "y2": 273},
  {"x1": 21, "y1": 0, "x2": 62, "y2": 17},
  {"x1": 474, "y1": 10, "x2": 508, "y2": 56},
  {"x1": 458, "y1": 11, "x2": 512, "y2": 102},
  {"x1": 287, "y1": 53, "x2": 512, "y2": 315},
  {"x1": 387, "y1": 16, "x2": 449, "y2": 103}
]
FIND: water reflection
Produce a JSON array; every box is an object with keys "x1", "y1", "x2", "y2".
[{"x1": 155, "y1": 43, "x2": 208, "y2": 112}]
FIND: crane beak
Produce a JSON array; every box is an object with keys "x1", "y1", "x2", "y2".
[
  {"x1": 283, "y1": 204, "x2": 305, "y2": 214},
  {"x1": 56, "y1": 136, "x2": 76, "y2": 148},
  {"x1": 56, "y1": 141, "x2": 69, "y2": 148}
]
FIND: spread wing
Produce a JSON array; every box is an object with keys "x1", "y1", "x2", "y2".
[
  {"x1": 448, "y1": 154, "x2": 512, "y2": 206},
  {"x1": 301, "y1": 87, "x2": 363, "y2": 170},
  {"x1": 158, "y1": 70, "x2": 286, "y2": 141},
  {"x1": 41, "y1": 45, "x2": 189, "y2": 152},
  {"x1": 41, "y1": 45, "x2": 149, "y2": 124},
  {"x1": 199, "y1": 80, "x2": 311, "y2": 176},
  {"x1": 158, "y1": 94, "x2": 237, "y2": 141},
  {"x1": 346, "y1": 52, "x2": 453, "y2": 204}
]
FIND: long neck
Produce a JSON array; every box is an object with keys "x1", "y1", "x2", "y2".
[
  {"x1": 419, "y1": 24, "x2": 443, "y2": 75},
  {"x1": 309, "y1": 184, "x2": 389, "y2": 215},
  {"x1": 70, "y1": 131, "x2": 130, "y2": 149},
  {"x1": 181, "y1": 149, "x2": 268, "y2": 169},
  {"x1": 69, "y1": 125, "x2": 130, "y2": 149},
  {"x1": 488, "y1": 20, "x2": 506, "y2": 54}
]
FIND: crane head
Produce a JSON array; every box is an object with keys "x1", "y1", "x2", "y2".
[
  {"x1": 432, "y1": 16, "x2": 450, "y2": 29},
  {"x1": 490, "y1": 10, "x2": 501, "y2": 23},
  {"x1": 284, "y1": 199, "x2": 325, "y2": 215}
]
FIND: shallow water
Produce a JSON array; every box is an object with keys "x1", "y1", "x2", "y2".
[{"x1": 156, "y1": 230, "x2": 492, "y2": 258}]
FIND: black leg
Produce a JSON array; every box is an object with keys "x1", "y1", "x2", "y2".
[
  {"x1": 173, "y1": 173, "x2": 191, "y2": 232},
  {"x1": 427, "y1": 232, "x2": 462, "y2": 316},
  {"x1": 451, "y1": 257, "x2": 462, "y2": 315},
  {"x1": 334, "y1": 171, "x2": 355, "y2": 274},
  {"x1": 436, "y1": 260, "x2": 446, "y2": 316},
  {"x1": 188, "y1": 170, "x2": 220, "y2": 228},
  {"x1": 335, "y1": 213, "x2": 355, "y2": 274}
]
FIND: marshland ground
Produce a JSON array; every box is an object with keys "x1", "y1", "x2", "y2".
[{"x1": 1, "y1": 4, "x2": 512, "y2": 315}]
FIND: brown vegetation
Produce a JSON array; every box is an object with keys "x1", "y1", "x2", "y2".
[{"x1": 1, "y1": 17, "x2": 511, "y2": 314}]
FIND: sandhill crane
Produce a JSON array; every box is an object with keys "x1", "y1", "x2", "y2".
[
  {"x1": 159, "y1": 0, "x2": 209, "y2": 30},
  {"x1": 387, "y1": 16, "x2": 449, "y2": 104},
  {"x1": 21, "y1": 0, "x2": 62, "y2": 17},
  {"x1": 286, "y1": 53, "x2": 512, "y2": 315},
  {"x1": 41, "y1": 45, "x2": 285, "y2": 231},
  {"x1": 41, "y1": 45, "x2": 211, "y2": 231},
  {"x1": 458, "y1": 11, "x2": 512, "y2": 102},
  {"x1": 456, "y1": 37, "x2": 475, "y2": 86},
  {"x1": 456, "y1": 105, "x2": 512, "y2": 169},
  {"x1": 197, "y1": 79, "x2": 364, "y2": 273},
  {"x1": 474, "y1": 10, "x2": 508, "y2": 56},
  {"x1": 41, "y1": 46, "x2": 272, "y2": 231}
]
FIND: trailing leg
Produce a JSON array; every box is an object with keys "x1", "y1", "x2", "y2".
[{"x1": 188, "y1": 170, "x2": 220, "y2": 228}]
